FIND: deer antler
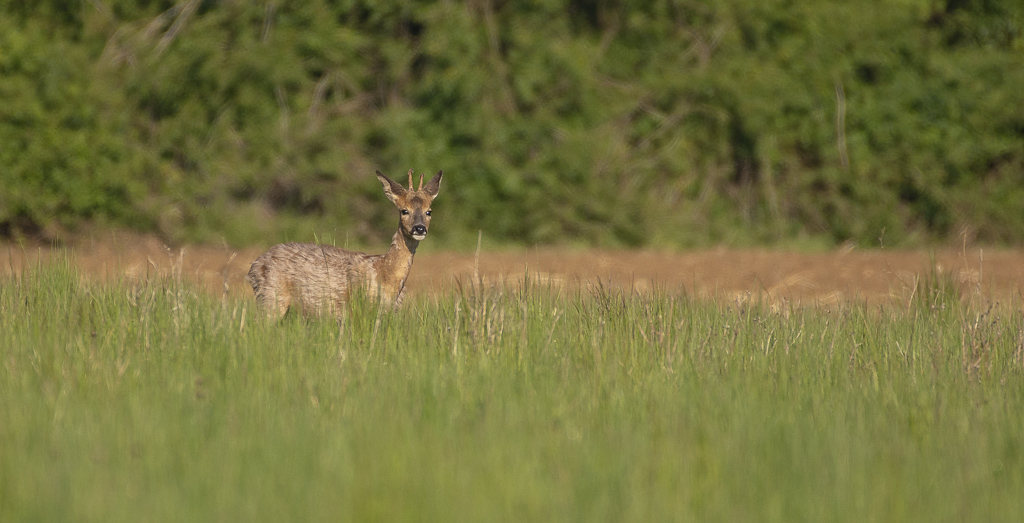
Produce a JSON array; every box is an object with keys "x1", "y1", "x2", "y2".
[
  {"x1": 407, "y1": 169, "x2": 414, "y2": 190},
  {"x1": 418, "y1": 173, "x2": 424, "y2": 191}
]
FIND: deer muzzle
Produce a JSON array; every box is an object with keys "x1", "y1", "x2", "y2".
[{"x1": 411, "y1": 224, "x2": 427, "y2": 240}]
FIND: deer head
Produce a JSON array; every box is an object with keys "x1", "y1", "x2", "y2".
[{"x1": 376, "y1": 169, "x2": 443, "y2": 242}]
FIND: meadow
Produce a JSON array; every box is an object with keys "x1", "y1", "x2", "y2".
[{"x1": 2, "y1": 259, "x2": 1023, "y2": 522}]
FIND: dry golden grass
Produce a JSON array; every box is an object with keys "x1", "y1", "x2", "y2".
[{"x1": 3, "y1": 232, "x2": 1021, "y2": 306}]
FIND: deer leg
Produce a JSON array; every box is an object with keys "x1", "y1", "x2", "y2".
[{"x1": 265, "y1": 287, "x2": 292, "y2": 320}]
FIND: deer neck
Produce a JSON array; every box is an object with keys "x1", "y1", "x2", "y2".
[{"x1": 373, "y1": 230, "x2": 419, "y2": 300}]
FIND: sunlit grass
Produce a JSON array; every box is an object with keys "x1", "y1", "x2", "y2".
[{"x1": 2, "y1": 259, "x2": 1023, "y2": 522}]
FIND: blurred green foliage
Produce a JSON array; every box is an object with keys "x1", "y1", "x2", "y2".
[{"x1": 0, "y1": 0, "x2": 1022, "y2": 248}]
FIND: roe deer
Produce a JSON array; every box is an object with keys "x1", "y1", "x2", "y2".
[{"x1": 245, "y1": 169, "x2": 443, "y2": 319}]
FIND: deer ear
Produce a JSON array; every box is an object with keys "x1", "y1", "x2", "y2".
[
  {"x1": 376, "y1": 170, "x2": 406, "y2": 203},
  {"x1": 422, "y1": 170, "x2": 443, "y2": 198}
]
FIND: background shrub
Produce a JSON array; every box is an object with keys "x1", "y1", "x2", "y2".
[{"x1": 1, "y1": 0, "x2": 1021, "y2": 248}]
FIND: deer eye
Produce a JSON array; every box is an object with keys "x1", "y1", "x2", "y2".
[
  {"x1": 425, "y1": 210, "x2": 432, "y2": 216},
  {"x1": 401, "y1": 209, "x2": 410, "y2": 215}
]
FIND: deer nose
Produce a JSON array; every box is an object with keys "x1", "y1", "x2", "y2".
[{"x1": 412, "y1": 225, "x2": 427, "y2": 236}]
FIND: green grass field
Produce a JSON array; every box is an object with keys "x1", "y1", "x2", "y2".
[{"x1": 2, "y1": 259, "x2": 1023, "y2": 522}]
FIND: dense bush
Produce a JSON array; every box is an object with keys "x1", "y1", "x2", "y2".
[{"x1": 1, "y1": 0, "x2": 1022, "y2": 248}]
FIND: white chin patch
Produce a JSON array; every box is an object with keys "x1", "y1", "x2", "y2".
[{"x1": 412, "y1": 233, "x2": 427, "y2": 241}]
